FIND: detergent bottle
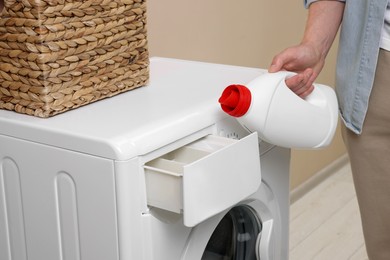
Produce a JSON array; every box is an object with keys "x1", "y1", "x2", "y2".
[{"x1": 218, "y1": 71, "x2": 339, "y2": 149}]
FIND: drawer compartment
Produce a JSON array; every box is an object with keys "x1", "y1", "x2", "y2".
[{"x1": 144, "y1": 132, "x2": 261, "y2": 227}]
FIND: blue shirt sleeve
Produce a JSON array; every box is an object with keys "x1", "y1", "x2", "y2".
[{"x1": 304, "y1": 0, "x2": 346, "y2": 9}]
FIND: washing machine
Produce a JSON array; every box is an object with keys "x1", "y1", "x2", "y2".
[{"x1": 0, "y1": 58, "x2": 290, "y2": 260}]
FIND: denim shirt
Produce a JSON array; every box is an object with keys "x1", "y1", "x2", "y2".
[{"x1": 305, "y1": 0, "x2": 388, "y2": 134}]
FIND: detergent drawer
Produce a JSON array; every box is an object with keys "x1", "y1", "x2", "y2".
[{"x1": 144, "y1": 132, "x2": 261, "y2": 227}]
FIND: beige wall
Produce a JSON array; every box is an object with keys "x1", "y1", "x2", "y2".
[{"x1": 147, "y1": 0, "x2": 346, "y2": 190}]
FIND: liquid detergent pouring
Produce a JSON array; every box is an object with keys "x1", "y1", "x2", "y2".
[{"x1": 218, "y1": 71, "x2": 339, "y2": 149}]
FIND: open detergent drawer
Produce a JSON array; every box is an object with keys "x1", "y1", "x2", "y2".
[{"x1": 144, "y1": 132, "x2": 261, "y2": 227}]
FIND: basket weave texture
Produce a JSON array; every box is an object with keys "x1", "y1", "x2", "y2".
[{"x1": 0, "y1": 0, "x2": 149, "y2": 117}]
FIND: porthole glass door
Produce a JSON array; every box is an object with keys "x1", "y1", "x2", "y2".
[{"x1": 201, "y1": 205, "x2": 262, "y2": 260}]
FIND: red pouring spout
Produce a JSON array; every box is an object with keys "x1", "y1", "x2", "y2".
[{"x1": 218, "y1": 84, "x2": 251, "y2": 117}]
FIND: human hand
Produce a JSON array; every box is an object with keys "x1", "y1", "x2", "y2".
[{"x1": 268, "y1": 43, "x2": 325, "y2": 98}]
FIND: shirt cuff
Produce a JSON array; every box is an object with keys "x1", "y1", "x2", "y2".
[{"x1": 304, "y1": 0, "x2": 346, "y2": 9}]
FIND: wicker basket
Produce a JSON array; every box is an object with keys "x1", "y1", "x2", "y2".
[{"x1": 0, "y1": 0, "x2": 149, "y2": 117}]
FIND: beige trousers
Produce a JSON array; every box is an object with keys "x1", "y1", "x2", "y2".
[{"x1": 342, "y1": 49, "x2": 390, "y2": 260}]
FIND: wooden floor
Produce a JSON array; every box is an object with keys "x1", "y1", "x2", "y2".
[{"x1": 290, "y1": 163, "x2": 369, "y2": 260}]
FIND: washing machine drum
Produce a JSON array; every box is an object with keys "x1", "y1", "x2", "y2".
[{"x1": 201, "y1": 205, "x2": 262, "y2": 260}]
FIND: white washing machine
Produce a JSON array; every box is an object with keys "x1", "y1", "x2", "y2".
[{"x1": 0, "y1": 58, "x2": 290, "y2": 260}]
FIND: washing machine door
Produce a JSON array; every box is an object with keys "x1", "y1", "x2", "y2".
[
  {"x1": 201, "y1": 205, "x2": 262, "y2": 260},
  {"x1": 181, "y1": 187, "x2": 278, "y2": 260}
]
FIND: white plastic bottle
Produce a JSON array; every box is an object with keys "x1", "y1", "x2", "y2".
[{"x1": 218, "y1": 71, "x2": 339, "y2": 149}]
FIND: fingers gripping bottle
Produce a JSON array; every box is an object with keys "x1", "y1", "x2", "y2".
[{"x1": 218, "y1": 71, "x2": 339, "y2": 149}]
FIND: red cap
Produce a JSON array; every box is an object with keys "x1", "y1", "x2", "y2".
[{"x1": 218, "y1": 84, "x2": 251, "y2": 117}]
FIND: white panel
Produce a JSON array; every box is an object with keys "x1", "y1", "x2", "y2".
[
  {"x1": 0, "y1": 158, "x2": 27, "y2": 260},
  {"x1": 0, "y1": 134, "x2": 119, "y2": 260},
  {"x1": 114, "y1": 159, "x2": 149, "y2": 260}
]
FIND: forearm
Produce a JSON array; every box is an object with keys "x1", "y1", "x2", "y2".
[{"x1": 302, "y1": 1, "x2": 345, "y2": 61}]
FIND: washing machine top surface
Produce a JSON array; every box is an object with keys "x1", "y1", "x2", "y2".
[{"x1": 0, "y1": 58, "x2": 262, "y2": 160}]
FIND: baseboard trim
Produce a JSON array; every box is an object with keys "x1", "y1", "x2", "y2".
[{"x1": 290, "y1": 153, "x2": 350, "y2": 204}]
